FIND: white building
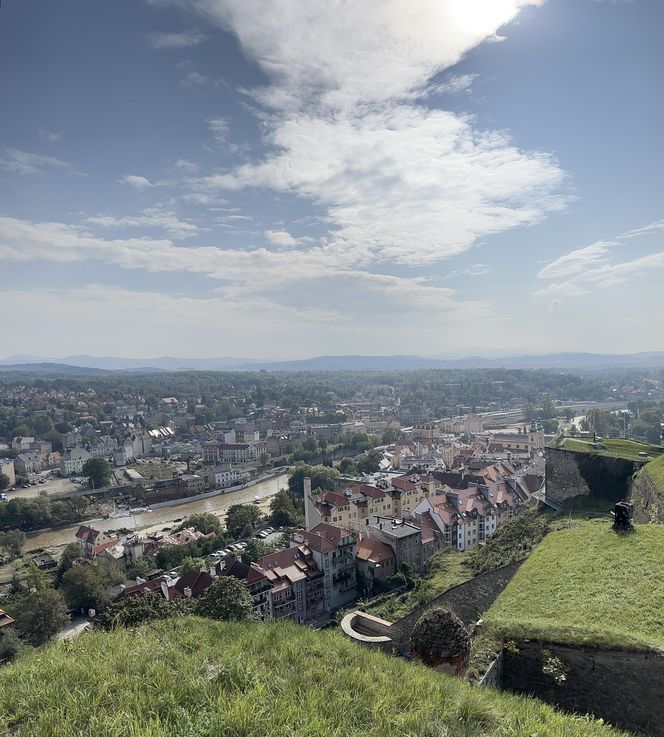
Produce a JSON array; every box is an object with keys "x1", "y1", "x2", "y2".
[
  {"x1": 61, "y1": 446, "x2": 92, "y2": 476},
  {"x1": 213, "y1": 464, "x2": 250, "y2": 489},
  {"x1": 0, "y1": 458, "x2": 16, "y2": 486}
]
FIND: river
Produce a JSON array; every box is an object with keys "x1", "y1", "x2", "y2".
[{"x1": 24, "y1": 473, "x2": 289, "y2": 551}]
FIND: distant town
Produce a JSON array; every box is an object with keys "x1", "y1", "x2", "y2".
[{"x1": 0, "y1": 366, "x2": 662, "y2": 642}]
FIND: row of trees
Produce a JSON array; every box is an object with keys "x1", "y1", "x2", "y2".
[{"x1": 0, "y1": 492, "x2": 90, "y2": 533}]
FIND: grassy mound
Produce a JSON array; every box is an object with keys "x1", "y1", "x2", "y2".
[
  {"x1": 558, "y1": 437, "x2": 664, "y2": 462},
  {"x1": 484, "y1": 520, "x2": 664, "y2": 650},
  {"x1": 642, "y1": 454, "x2": 664, "y2": 498},
  {"x1": 0, "y1": 617, "x2": 626, "y2": 736}
]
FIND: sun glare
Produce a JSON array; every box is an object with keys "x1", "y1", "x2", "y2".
[{"x1": 449, "y1": 0, "x2": 521, "y2": 37}]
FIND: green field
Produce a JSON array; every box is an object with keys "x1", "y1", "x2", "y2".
[
  {"x1": 0, "y1": 617, "x2": 627, "y2": 737},
  {"x1": 557, "y1": 437, "x2": 664, "y2": 462},
  {"x1": 484, "y1": 520, "x2": 664, "y2": 651}
]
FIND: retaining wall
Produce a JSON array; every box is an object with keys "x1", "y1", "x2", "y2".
[{"x1": 501, "y1": 639, "x2": 664, "y2": 736}]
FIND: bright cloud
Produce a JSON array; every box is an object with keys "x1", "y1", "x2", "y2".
[{"x1": 187, "y1": 0, "x2": 564, "y2": 272}]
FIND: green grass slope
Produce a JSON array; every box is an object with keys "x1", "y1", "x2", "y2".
[
  {"x1": 0, "y1": 617, "x2": 626, "y2": 737},
  {"x1": 642, "y1": 454, "x2": 664, "y2": 497},
  {"x1": 558, "y1": 437, "x2": 664, "y2": 462},
  {"x1": 484, "y1": 520, "x2": 664, "y2": 650}
]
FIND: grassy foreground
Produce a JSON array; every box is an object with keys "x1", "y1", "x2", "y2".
[
  {"x1": 0, "y1": 617, "x2": 626, "y2": 737},
  {"x1": 484, "y1": 520, "x2": 664, "y2": 650}
]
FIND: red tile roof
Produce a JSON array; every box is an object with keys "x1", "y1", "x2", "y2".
[{"x1": 357, "y1": 537, "x2": 394, "y2": 565}]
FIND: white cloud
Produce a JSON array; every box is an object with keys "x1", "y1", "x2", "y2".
[
  {"x1": 446, "y1": 263, "x2": 490, "y2": 279},
  {"x1": 184, "y1": 0, "x2": 563, "y2": 273},
  {"x1": 174, "y1": 159, "x2": 199, "y2": 173},
  {"x1": 148, "y1": 30, "x2": 207, "y2": 49},
  {"x1": 191, "y1": 0, "x2": 543, "y2": 111},
  {"x1": 199, "y1": 106, "x2": 565, "y2": 266},
  {"x1": 182, "y1": 191, "x2": 229, "y2": 207},
  {"x1": 264, "y1": 229, "x2": 298, "y2": 248},
  {"x1": 84, "y1": 207, "x2": 200, "y2": 239},
  {"x1": 537, "y1": 240, "x2": 614, "y2": 280},
  {"x1": 536, "y1": 220, "x2": 664, "y2": 297},
  {"x1": 118, "y1": 175, "x2": 158, "y2": 190},
  {"x1": 427, "y1": 73, "x2": 478, "y2": 96},
  {"x1": 0, "y1": 148, "x2": 72, "y2": 175},
  {"x1": 180, "y1": 71, "x2": 211, "y2": 89},
  {"x1": 0, "y1": 216, "x2": 488, "y2": 332}
]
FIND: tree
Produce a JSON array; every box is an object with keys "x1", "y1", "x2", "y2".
[
  {"x1": 14, "y1": 588, "x2": 69, "y2": 646},
  {"x1": 194, "y1": 577, "x2": 254, "y2": 621},
  {"x1": 96, "y1": 592, "x2": 172, "y2": 630},
  {"x1": 0, "y1": 529, "x2": 26, "y2": 559},
  {"x1": 61, "y1": 564, "x2": 107, "y2": 612},
  {"x1": 43, "y1": 429, "x2": 63, "y2": 453},
  {"x1": 179, "y1": 556, "x2": 205, "y2": 576},
  {"x1": 240, "y1": 538, "x2": 274, "y2": 565},
  {"x1": 259, "y1": 452, "x2": 270, "y2": 469},
  {"x1": 318, "y1": 437, "x2": 328, "y2": 453},
  {"x1": 178, "y1": 513, "x2": 221, "y2": 536},
  {"x1": 0, "y1": 474, "x2": 10, "y2": 492},
  {"x1": 32, "y1": 415, "x2": 54, "y2": 437},
  {"x1": 338, "y1": 458, "x2": 358, "y2": 475},
  {"x1": 82, "y1": 457, "x2": 112, "y2": 489},
  {"x1": 288, "y1": 464, "x2": 339, "y2": 499},
  {"x1": 57, "y1": 542, "x2": 83, "y2": 579},
  {"x1": 410, "y1": 607, "x2": 471, "y2": 668},
  {"x1": 155, "y1": 545, "x2": 190, "y2": 571},
  {"x1": 225, "y1": 504, "x2": 263, "y2": 539},
  {"x1": 269, "y1": 490, "x2": 300, "y2": 528},
  {"x1": 0, "y1": 629, "x2": 25, "y2": 663},
  {"x1": 356, "y1": 448, "x2": 382, "y2": 474}
]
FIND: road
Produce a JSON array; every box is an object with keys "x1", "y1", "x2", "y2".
[{"x1": 22, "y1": 473, "x2": 289, "y2": 552}]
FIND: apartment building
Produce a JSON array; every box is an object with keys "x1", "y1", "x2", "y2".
[
  {"x1": 257, "y1": 545, "x2": 325, "y2": 624},
  {"x1": 291, "y1": 523, "x2": 357, "y2": 611},
  {"x1": 202, "y1": 441, "x2": 267, "y2": 465}
]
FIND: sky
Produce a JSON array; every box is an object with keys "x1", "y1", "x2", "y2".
[{"x1": 0, "y1": 0, "x2": 662, "y2": 360}]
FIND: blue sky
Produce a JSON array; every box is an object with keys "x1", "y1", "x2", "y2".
[{"x1": 1, "y1": 0, "x2": 662, "y2": 359}]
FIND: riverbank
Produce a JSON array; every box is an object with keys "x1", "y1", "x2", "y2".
[
  {"x1": 0, "y1": 472, "x2": 289, "y2": 582},
  {"x1": 147, "y1": 467, "x2": 288, "y2": 510}
]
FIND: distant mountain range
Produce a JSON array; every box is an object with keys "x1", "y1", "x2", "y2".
[{"x1": 1, "y1": 351, "x2": 664, "y2": 373}]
